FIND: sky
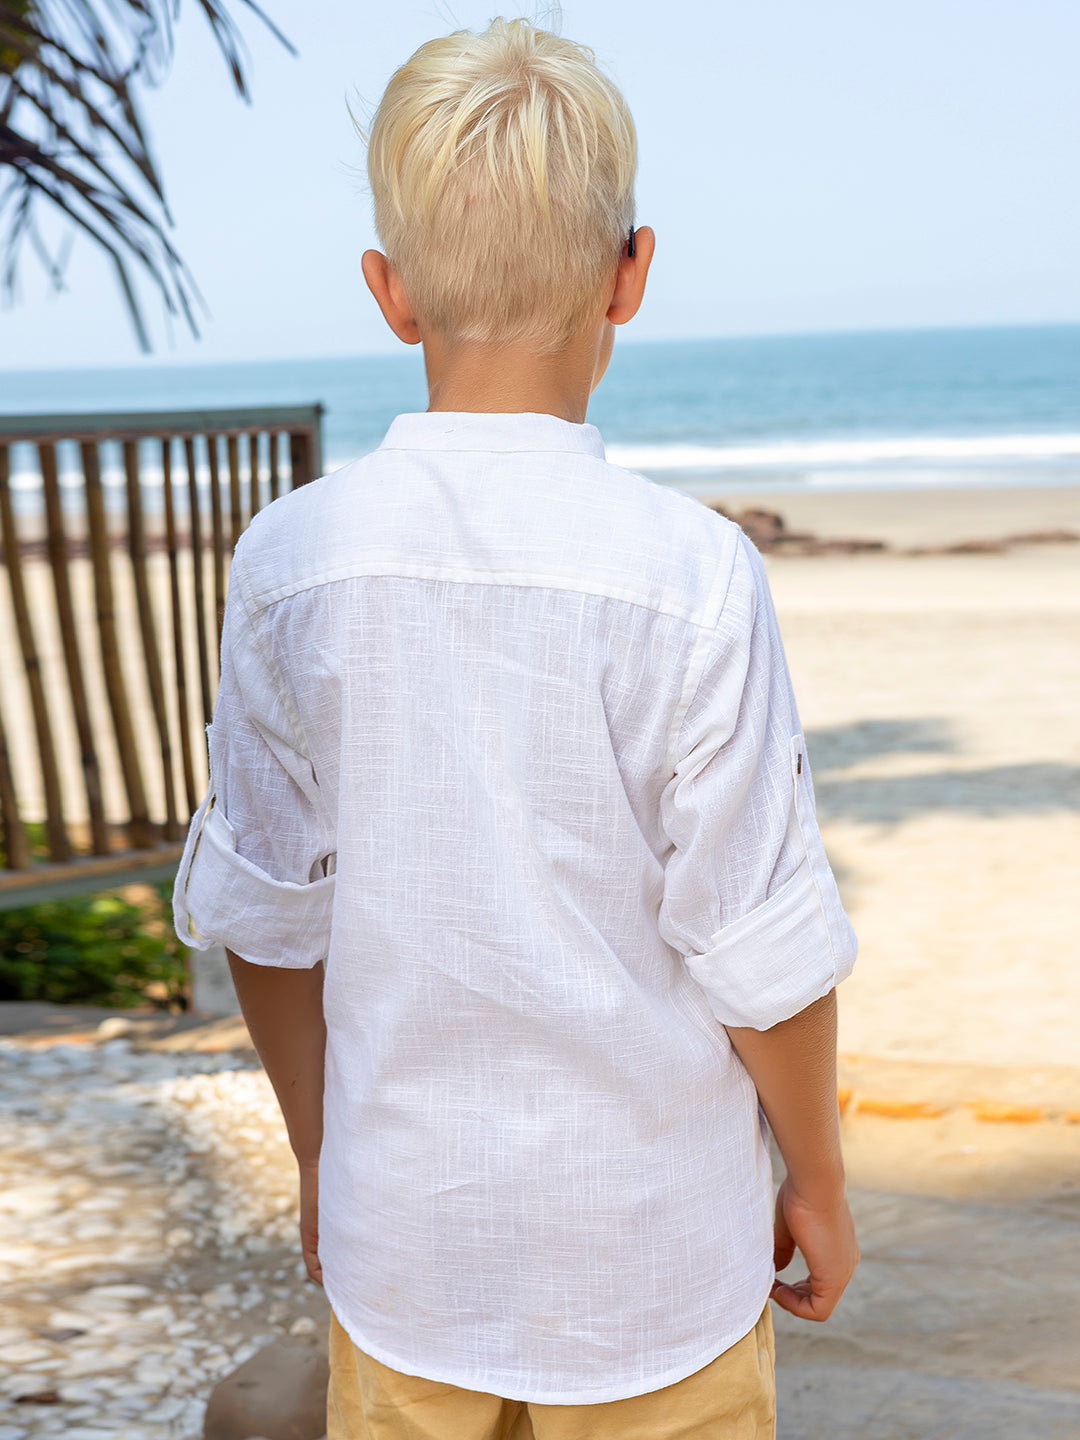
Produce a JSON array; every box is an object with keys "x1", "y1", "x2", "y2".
[{"x1": 2, "y1": 0, "x2": 1079, "y2": 370}]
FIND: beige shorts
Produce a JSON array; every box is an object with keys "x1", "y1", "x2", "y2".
[{"x1": 327, "y1": 1302, "x2": 775, "y2": 1440}]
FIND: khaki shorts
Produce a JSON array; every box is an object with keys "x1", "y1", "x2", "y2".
[{"x1": 327, "y1": 1302, "x2": 775, "y2": 1440}]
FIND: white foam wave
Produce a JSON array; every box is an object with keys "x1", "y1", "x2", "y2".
[
  {"x1": 8, "y1": 432, "x2": 1080, "y2": 494},
  {"x1": 606, "y1": 433, "x2": 1080, "y2": 473}
]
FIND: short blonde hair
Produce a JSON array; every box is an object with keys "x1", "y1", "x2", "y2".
[{"x1": 365, "y1": 17, "x2": 637, "y2": 351}]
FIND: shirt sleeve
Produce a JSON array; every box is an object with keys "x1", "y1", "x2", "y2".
[
  {"x1": 657, "y1": 531, "x2": 856, "y2": 1030},
  {"x1": 171, "y1": 543, "x2": 337, "y2": 968}
]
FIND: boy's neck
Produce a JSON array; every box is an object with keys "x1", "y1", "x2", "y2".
[{"x1": 421, "y1": 322, "x2": 613, "y2": 426}]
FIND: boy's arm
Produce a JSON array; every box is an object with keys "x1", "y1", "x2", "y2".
[
  {"x1": 226, "y1": 949, "x2": 326, "y2": 1284},
  {"x1": 725, "y1": 988, "x2": 859, "y2": 1321},
  {"x1": 657, "y1": 533, "x2": 858, "y2": 1320}
]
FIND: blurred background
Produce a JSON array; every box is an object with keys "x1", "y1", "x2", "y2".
[{"x1": 1, "y1": 3, "x2": 1078, "y2": 1439}]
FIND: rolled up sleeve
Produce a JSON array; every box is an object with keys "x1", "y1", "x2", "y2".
[
  {"x1": 658, "y1": 533, "x2": 856, "y2": 1030},
  {"x1": 172, "y1": 546, "x2": 336, "y2": 968}
]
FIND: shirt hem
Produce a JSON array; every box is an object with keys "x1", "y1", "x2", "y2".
[{"x1": 322, "y1": 1270, "x2": 776, "y2": 1406}]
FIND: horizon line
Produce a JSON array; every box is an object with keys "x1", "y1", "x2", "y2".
[{"x1": 4, "y1": 317, "x2": 1079, "y2": 380}]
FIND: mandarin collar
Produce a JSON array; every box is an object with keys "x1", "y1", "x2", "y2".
[{"x1": 378, "y1": 411, "x2": 606, "y2": 459}]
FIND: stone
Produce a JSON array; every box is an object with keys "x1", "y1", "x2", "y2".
[
  {"x1": 99, "y1": 1037, "x2": 134, "y2": 1054},
  {"x1": 86, "y1": 1283, "x2": 155, "y2": 1301},
  {"x1": 133, "y1": 1356, "x2": 172, "y2": 1389},
  {"x1": 95, "y1": 1017, "x2": 134, "y2": 1041},
  {"x1": 203, "y1": 1341, "x2": 329, "y2": 1440},
  {"x1": 12, "y1": 1386, "x2": 60, "y2": 1404},
  {"x1": 57, "y1": 1382, "x2": 104, "y2": 1403},
  {"x1": 202, "y1": 1283, "x2": 238, "y2": 1309},
  {"x1": 0, "y1": 1341, "x2": 52, "y2": 1363},
  {"x1": 37, "y1": 1326, "x2": 87, "y2": 1342},
  {"x1": 943, "y1": 538, "x2": 1008, "y2": 554},
  {"x1": 735, "y1": 506, "x2": 787, "y2": 549},
  {"x1": 1003, "y1": 528, "x2": 1080, "y2": 545},
  {"x1": 141, "y1": 1395, "x2": 188, "y2": 1422}
]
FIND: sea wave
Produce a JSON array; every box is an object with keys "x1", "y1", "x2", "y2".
[
  {"x1": 7, "y1": 430, "x2": 1080, "y2": 496},
  {"x1": 605, "y1": 433, "x2": 1080, "y2": 474}
]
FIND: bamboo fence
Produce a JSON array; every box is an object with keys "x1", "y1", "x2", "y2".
[{"x1": 0, "y1": 405, "x2": 322, "y2": 908}]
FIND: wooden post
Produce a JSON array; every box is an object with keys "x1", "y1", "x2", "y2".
[
  {"x1": 289, "y1": 429, "x2": 313, "y2": 489},
  {"x1": 0, "y1": 678, "x2": 32, "y2": 870},
  {"x1": 227, "y1": 433, "x2": 243, "y2": 554},
  {"x1": 40, "y1": 441, "x2": 109, "y2": 856},
  {"x1": 248, "y1": 432, "x2": 262, "y2": 518},
  {"x1": 81, "y1": 441, "x2": 153, "y2": 850},
  {"x1": 268, "y1": 431, "x2": 281, "y2": 502},
  {"x1": 124, "y1": 440, "x2": 179, "y2": 841},
  {"x1": 0, "y1": 443, "x2": 71, "y2": 861},
  {"x1": 162, "y1": 438, "x2": 197, "y2": 816},
  {"x1": 186, "y1": 436, "x2": 214, "y2": 730},
  {"x1": 208, "y1": 434, "x2": 226, "y2": 657}
]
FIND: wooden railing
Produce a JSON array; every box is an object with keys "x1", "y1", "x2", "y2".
[{"x1": 0, "y1": 405, "x2": 323, "y2": 907}]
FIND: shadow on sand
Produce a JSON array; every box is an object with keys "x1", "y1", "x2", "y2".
[{"x1": 804, "y1": 718, "x2": 1079, "y2": 822}]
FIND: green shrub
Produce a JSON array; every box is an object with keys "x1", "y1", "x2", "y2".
[{"x1": 0, "y1": 880, "x2": 190, "y2": 1008}]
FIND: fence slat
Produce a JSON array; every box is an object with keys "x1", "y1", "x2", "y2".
[
  {"x1": 248, "y1": 432, "x2": 262, "y2": 518},
  {"x1": 185, "y1": 436, "x2": 213, "y2": 728},
  {"x1": 269, "y1": 431, "x2": 280, "y2": 501},
  {"x1": 289, "y1": 429, "x2": 314, "y2": 489},
  {"x1": 162, "y1": 439, "x2": 197, "y2": 814},
  {"x1": 228, "y1": 434, "x2": 243, "y2": 554},
  {"x1": 81, "y1": 441, "x2": 154, "y2": 850},
  {"x1": 0, "y1": 704, "x2": 31, "y2": 870},
  {"x1": 0, "y1": 444, "x2": 71, "y2": 861},
  {"x1": 40, "y1": 442, "x2": 109, "y2": 856},
  {"x1": 208, "y1": 434, "x2": 226, "y2": 654},
  {"x1": 124, "y1": 441, "x2": 179, "y2": 841}
]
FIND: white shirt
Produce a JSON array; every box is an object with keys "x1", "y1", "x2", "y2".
[{"x1": 173, "y1": 410, "x2": 856, "y2": 1404}]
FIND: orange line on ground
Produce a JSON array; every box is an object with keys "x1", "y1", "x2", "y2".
[
  {"x1": 855, "y1": 1098, "x2": 945, "y2": 1119},
  {"x1": 969, "y1": 1103, "x2": 1045, "y2": 1124}
]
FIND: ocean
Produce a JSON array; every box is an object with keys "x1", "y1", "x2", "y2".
[{"x1": 2, "y1": 324, "x2": 1079, "y2": 507}]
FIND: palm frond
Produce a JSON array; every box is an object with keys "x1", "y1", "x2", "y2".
[{"x1": 0, "y1": 0, "x2": 291, "y2": 351}]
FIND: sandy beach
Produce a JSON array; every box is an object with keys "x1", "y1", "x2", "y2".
[{"x1": 691, "y1": 484, "x2": 1080, "y2": 1072}]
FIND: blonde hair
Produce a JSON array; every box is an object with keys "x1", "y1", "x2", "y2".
[{"x1": 364, "y1": 17, "x2": 637, "y2": 351}]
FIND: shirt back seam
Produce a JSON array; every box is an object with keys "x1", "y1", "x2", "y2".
[{"x1": 240, "y1": 563, "x2": 724, "y2": 628}]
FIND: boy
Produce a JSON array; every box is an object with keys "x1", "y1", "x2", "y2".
[{"x1": 174, "y1": 18, "x2": 858, "y2": 1438}]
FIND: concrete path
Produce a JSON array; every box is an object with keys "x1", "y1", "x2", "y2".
[
  {"x1": 773, "y1": 1062, "x2": 1080, "y2": 1438},
  {"x1": 773, "y1": 1183, "x2": 1080, "y2": 1437},
  {"x1": 778, "y1": 1367, "x2": 1080, "y2": 1440}
]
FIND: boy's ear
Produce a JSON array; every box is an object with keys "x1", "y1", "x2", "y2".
[
  {"x1": 362, "y1": 250, "x2": 423, "y2": 345},
  {"x1": 607, "y1": 225, "x2": 655, "y2": 327}
]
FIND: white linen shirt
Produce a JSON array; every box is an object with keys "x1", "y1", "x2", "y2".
[{"x1": 173, "y1": 410, "x2": 856, "y2": 1404}]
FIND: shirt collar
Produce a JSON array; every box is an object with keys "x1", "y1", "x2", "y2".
[{"x1": 378, "y1": 411, "x2": 606, "y2": 460}]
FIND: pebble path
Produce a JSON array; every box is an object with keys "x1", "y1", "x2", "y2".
[{"x1": 0, "y1": 1032, "x2": 329, "y2": 1440}]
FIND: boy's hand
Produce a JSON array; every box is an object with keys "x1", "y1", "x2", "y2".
[
  {"x1": 298, "y1": 1158, "x2": 323, "y2": 1286},
  {"x1": 770, "y1": 1176, "x2": 859, "y2": 1321}
]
